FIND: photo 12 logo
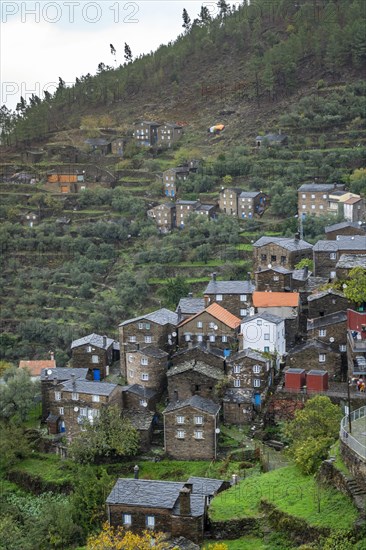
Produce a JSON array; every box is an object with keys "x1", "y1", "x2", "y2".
[{"x1": 1, "y1": 1, "x2": 139, "y2": 24}]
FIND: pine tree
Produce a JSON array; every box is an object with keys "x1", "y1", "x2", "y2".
[
  {"x1": 124, "y1": 43, "x2": 132, "y2": 63},
  {"x1": 182, "y1": 8, "x2": 191, "y2": 32}
]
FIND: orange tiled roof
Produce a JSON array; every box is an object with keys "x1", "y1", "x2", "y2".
[
  {"x1": 19, "y1": 360, "x2": 56, "y2": 376},
  {"x1": 180, "y1": 303, "x2": 241, "y2": 329},
  {"x1": 253, "y1": 291, "x2": 299, "y2": 308}
]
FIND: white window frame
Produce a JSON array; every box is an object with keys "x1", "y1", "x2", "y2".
[
  {"x1": 122, "y1": 513, "x2": 132, "y2": 526},
  {"x1": 339, "y1": 345, "x2": 346, "y2": 352},
  {"x1": 222, "y1": 335, "x2": 228, "y2": 343},
  {"x1": 138, "y1": 322, "x2": 144, "y2": 329},
  {"x1": 146, "y1": 515, "x2": 155, "y2": 528},
  {"x1": 253, "y1": 364, "x2": 261, "y2": 374},
  {"x1": 176, "y1": 415, "x2": 185, "y2": 424},
  {"x1": 72, "y1": 392, "x2": 79, "y2": 401},
  {"x1": 92, "y1": 355, "x2": 99, "y2": 364},
  {"x1": 240, "y1": 294, "x2": 247, "y2": 302},
  {"x1": 129, "y1": 336, "x2": 136, "y2": 343},
  {"x1": 141, "y1": 373, "x2": 149, "y2": 381},
  {"x1": 240, "y1": 309, "x2": 247, "y2": 317},
  {"x1": 233, "y1": 365, "x2": 241, "y2": 374},
  {"x1": 209, "y1": 335, "x2": 215, "y2": 342},
  {"x1": 141, "y1": 357, "x2": 148, "y2": 366},
  {"x1": 176, "y1": 430, "x2": 185, "y2": 439},
  {"x1": 319, "y1": 329, "x2": 326, "y2": 337},
  {"x1": 216, "y1": 294, "x2": 223, "y2": 301},
  {"x1": 330, "y1": 253, "x2": 337, "y2": 260},
  {"x1": 197, "y1": 334, "x2": 203, "y2": 342},
  {"x1": 86, "y1": 345, "x2": 92, "y2": 353},
  {"x1": 194, "y1": 430, "x2": 203, "y2": 440},
  {"x1": 234, "y1": 379, "x2": 241, "y2": 387},
  {"x1": 253, "y1": 379, "x2": 261, "y2": 388},
  {"x1": 194, "y1": 415, "x2": 203, "y2": 425},
  {"x1": 319, "y1": 354, "x2": 326, "y2": 363},
  {"x1": 92, "y1": 395, "x2": 100, "y2": 403},
  {"x1": 59, "y1": 407, "x2": 64, "y2": 415},
  {"x1": 55, "y1": 391, "x2": 61, "y2": 401},
  {"x1": 144, "y1": 336, "x2": 152, "y2": 344}
]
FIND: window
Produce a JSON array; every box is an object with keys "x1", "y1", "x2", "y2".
[
  {"x1": 145, "y1": 323, "x2": 151, "y2": 330},
  {"x1": 129, "y1": 369, "x2": 134, "y2": 377},
  {"x1": 59, "y1": 407, "x2": 64, "y2": 415},
  {"x1": 92, "y1": 395, "x2": 100, "y2": 403},
  {"x1": 311, "y1": 194, "x2": 315, "y2": 199},
  {"x1": 302, "y1": 194, "x2": 306, "y2": 199},
  {"x1": 233, "y1": 365, "x2": 241, "y2": 374},
  {"x1": 339, "y1": 345, "x2": 346, "y2": 352},
  {"x1": 176, "y1": 430, "x2": 185, "y2": 439},
  {"x1": 140, "y1": 399, "x2": 147, "y2": 407},
  {"x1": 185, "y1": 334, "x2": 191, "y2": 342},
  {"x1": 320, "y1": 205, "x2": 324, "y2": 210},
  {"x1": 311, "y1": 205, "x2": 315, "y2": 210},
  {"x1": 194, "y1": 416, "x2": 203, "y2": 425},
  {"x1": 234, "y1": 379, "x2": 241, "y2": 387},
  {"x1": 92, "y1": 355, "x2": 99, "y2": 364},
  {"x1": 257, "y1": 319, "x2": 262, "y2": 326},
  {"x1": 264, "y1": 346, "x2": 270, "y2": 353},
  {"x1": 261, "y1": 254, "x2": 267, "y2": 261},
  {"x1": 209, "y1": 335, "x2": 215, "y2": 342},
  {"x1": 253, "y1": 364, "x2": 261, "y2": 374},
  {"x1": 330, "y1": 271, "x2": 336, "y2": 279},
  {"x1": 240, "y1": 294, "x2": 247, "y2": 302},
  {"x1": 273, "y1": 276, "x2": 279, "y2": 281},
  {"x1": 72, "y1": 392, "x2": 79, "y2": 401},
  {"x1": 146, "y1": 515, "x2": 155, "y2": 528},
  {"x1": 55, "y1": 391, "x2": 61, "y2": 401},
  {"x1": 209, "y1": 322, "x2": 215, "y2": 329},
  {"x1": 129, "y1": 336, "x2": 136, "y2": 343},
  {"x1": 240, "y1": 309, "x2": 247, "y2": 317},
  {"x1": 197, "y1": 334, "x2": 203, "y2": 342},
  {"x1": 144, "y1": 336, "x2": 152, "y2": 344},
  {"x1": 264, "y1": 334, "x2": 270, "y2": 340},
  {"x1": 323, "y1": 194, "x2": 327, "y2": 199},
  {"x1": 141, "y1": 357, "x2": 148, "y2": 365},
  {"x1": 194, "y1": 430, "x2": 203, "y2": 439},
  {"x1": 253, "y1": 379, "x2": 261, "y2": 388},
  {"x1": 141, "y1": 373, "x2": 149, "y2": 381},
  {"x1": 271, "y1": 255, "x2": 277, "y2": 262},
  {"x1": 216, "y1": 294, "x2": 223, "y2": 301},
  {"x1": 176, "y1": 415, "x2": 185, "y2": 424},
  {"x1": 302, "y1": 205, "x2": 306, "y2": 210},
  {"x1": 222, "y1": 335, "x2": 228, "y2": 343},
  {"x1": 122, "y1": 514, "x2": 132, "y2": 526},
  {"x1": 86, "y1": 345, "x2": 92, "y2": 353},
  {"x1": 319, "y1": 354, "x2": 326, "y2": 363},
  {"x1": 138, "y1": 322, "x2": 144, "y2": 329},
  {"x1": 319, "y1": 329, "x2": 326, "y2": 337},
  {"x1": 330, "y1": 253, "x2": 336, "y2": 260},
  {"x1": 197, "y1": 321, "x2": 203, "y2": 328},
  {"x1": 280, "y1": 256, "x2": 286, "y2": 264}
]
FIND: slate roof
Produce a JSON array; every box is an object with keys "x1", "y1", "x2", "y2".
[
  {"x1": 187, "y1": 477, "x2": 228, "y2": 496},
  {"x1": 336, "y1": 254, "x2": 366, "y2": 269},
  {"x1": 137, "y1": 346, "x2": 168, "y2": 359},
  {"x1": 163, "y1": 395, "x2": 220, "y2": 416},
  {"x1": 134, "y1": 120, "x2": 161, "y2": 126},
  {"x1": 196, "y1": 204, "x2": 216, "y2": 212},
  {"x1": 307, "y1": 311, "x2": 347, "y2": 330},
  {"x1": 308, "y1": 369, "x2": 327, "y2": 376},
  {"x1": 325, "y1": 221, "x2": 364, "y2": 233},
  {"x1": 220, "y1": 187, "x2": 243, "y2": 195},
  {"x1": 253, "y1": 236, "x2": 313, "y2": 251},
  {"x1": 172, "y1": 343, "x2": 225, "y2": 360},
  {"x1": 292, "y1": 268, "x2": 310, "y2": 281},
  {"x1": 298, "y1": 183, "x2": 340, "y2": 192},
  {"x1": 176, "y1": 200, "x2": 200, "y2": 206},
  {"x1": 288, "y1": 340, "x2": 334, "y2": 355},
  {"x1": 222, "y1": 388, "x2": 252, "y2": 403},
  {"x1": 19, "y1": 360, "x2": 56, "y2": 376},
  {"x1": 204, "y1": 280, "x2": 255, "y2": 295},
  {"x1": 123, "y1": 410, "x2": 155, "y2": 430},
  {"x1": 40, "y1": 367, "x2": 88, "y2": 381},
  {"x1": 119, "y1": 308, "x2": 178, "y2": 327},
  {"x1": 61, "y1": 379, "x2": 117, "y2": 396},
  {"x1": 167, "y1": 360, "x2": 224, "y2": 381},
  {"x1": 122, "y1": 384, "x2": 157, "y2": 398},
  {"x1": 253, "y1": 291, "x2": 299, "y2": 308},
  {"x1": 239, "y1": 191, "x2": 261, "y2": 198},
  {"x1": 255, "y1": 266, "x2": 293, "y2": 275},
  {"x1": 226, "y1": 348, "x2": 268, "y2": 364},
  {"x1": 307, "y1": 289, "x2": 346, "y2": 302},
  {"x1": 176, "y1": 298, "x2": 205, "y2": 315},
  {"x1": 71, "y1": 333, "x2": 114, "y2": 350},
  {"x1": 241, "y1": 312, "x2": 284, "y2": 325},
  {"x1": 106, "y1": 479, "x2": 205, "y2": 517},
  {"x1": 313, "y1": 236, "x2": 366, "y2": 252}
]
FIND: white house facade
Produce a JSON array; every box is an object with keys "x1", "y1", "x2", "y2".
[{"x1": 240, "y1": 312, "x2": 286, "y2": 356}]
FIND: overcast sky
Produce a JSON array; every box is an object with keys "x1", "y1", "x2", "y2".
[{"x1": 1, "y1": 0, "x2": 212, "y2": 110}]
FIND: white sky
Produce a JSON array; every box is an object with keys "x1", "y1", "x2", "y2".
[{"x1": 1, "y1": 0, "x2": 212, "y2": 110}]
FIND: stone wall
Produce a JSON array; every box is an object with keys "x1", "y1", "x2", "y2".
[
  {"x1": 318, "y1": 459, "x2": 366, "y2": 517},
  {"x1": 340, "y1": 441, "x2": 366, "y2": 493},
  {"x1": 209, "y1": 517, "x2": 259, "y2": 539},
  {"x1": 167, "y1": 370, "x2": 220, "y2": 402}
]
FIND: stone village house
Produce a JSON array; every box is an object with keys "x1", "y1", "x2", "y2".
[
  {"x1": 312, "y1": 235, "x2": 366, "y2": 279},
  {"x1": 163, "y1": 395, "x2": 220, "y2": 460},
  {"x1": 325, "y1": 221, "x2": 366, "y2": 240},
  {"x1": 203, "y1": 273, "x2": 255, "y2": 318},
  {"x1": 253, "y1": 235, "x2": 313, "y2": 271},
  {"x1": 167, "y1": 360, "x2": 225, "y2": 403},
  {"x1": 71, "y1": 333, "x2": 116, "y2": 381},
  {"x1": 297, "y1": 183, "x2": 345, "y2": 217},
  {"x1": 125, "y1": 346, "x2": 169, "y2": 394}
]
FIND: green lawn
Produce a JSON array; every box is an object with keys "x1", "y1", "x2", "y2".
[
  {"x1": 209, "y1": 465, "x2": 358, "y2": 530},
  {"x1": 12, "y1": 454, "x2": 77, "y2": 485}
]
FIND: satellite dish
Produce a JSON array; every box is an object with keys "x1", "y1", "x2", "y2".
[
  {"x1": 213, "y1": 325, "x2": 218, "y2": 331},
  {"x1": 329, "y1": 337, "x2": 335, "y2": 343},
  {"x1": 74, "y1": 406, "x2": 79, "y2": 412},
  {"x1": 172, "y1": 332, "x2": 177, "y2": 337},
  {"x1": 268, "y1": 264, "x2": 272, "y2": 269},
  {"x1": 215, "y1": 428, "x2": 221, "y2": 434},
  {"x1": 142, "y1": 401, "x2": 148, "y2": 408},
  {"x1": 342, "y1": 284, "x2": 347, "y2": 289},
  {"x1": 47, "y1": 369, "x2": 53, "y2": 375}
]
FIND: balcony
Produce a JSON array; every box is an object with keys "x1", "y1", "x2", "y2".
[{"x1": 348, "y1": 330, "x2": 366, "y2": 352}]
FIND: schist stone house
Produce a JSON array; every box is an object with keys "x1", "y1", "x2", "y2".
[
  {"x1": 125, "y1": 346, "x2": 169, "y2": 394},
  {"x1": 240, "y1": 312, "x2": 286, "y2": 356},
  {"x1": 167, "y1": 360, "x2": 224, "y2": 403},
  {"x1": 122, "y1": 384, "x2": 158, "y2": 412},
  {"x1": 171, "y1": 343, "x2": 226, "y2": 372},
  {"x1": 84, "y1": 138, "x2": 112, "y2": 156},
  {"x1": 163, "y1": 395, "x2": 220, "y2": 460},
  {"x1": 119, "y1": 308, "x2": 178, "y2": 378},
  {"x1": 253, "y1": 235, "x2": 313, "y2": 271},
  {"x1": 325, "y1": 221, "x2": 366, "y2": 240},
  {"x1": 106, "y1": 477, "x2": 228, "y2": 543},
  {"x1": 306, "y1": 289, "x2": 350, "y2": 319},
  {"x1": 176, "y1": 200, "x2": 201, "y2": 227},
  {"x1": 343, "y1": 195, "x2": 365, "y2": 223},
  {"x1": 157, "y1": 123, "x2": 183, "y2": 148},
  {"x1": 133, "y1": 121, "x2": 160, "y2": 146},
  {"x1": 177, "y1": 302, "x2": 241, "y2": 354},
  {"x1": 218, "y1": 188, "x2": 267, "y2": 218},
  {"x1": 71, "y1": 333, "x2": 116, "y2": 381},
  {"x1": 163, "y1": 167, "x2": 189, "y2": 197},
  {"x1": 203, "y1": 275, "x2": 255, "y2": 318},
  {"x1": 286, "y1": 340, "x2": 341, "y2": 378},
  {"x1": 41, "y1": 367, "x2": 88, "y2": 423},
  {"x1": 255, "y1": 133, "x2": 288, "y2": 147},
  {"x1": 313, "y1": 236, "x2": 366, "y2": 278},
  {"x1": 254, "y1": 266, "x2": 310, "y2": 293},
  {"x1": 147, "y1": 203, "x2": 176, "y2": 233},
  {"x1": 224, "y1": 349, "x2": 273, "y2": 421},
  {"x1": 297, "y1": 183, "x2": 345, "y2": 217}
]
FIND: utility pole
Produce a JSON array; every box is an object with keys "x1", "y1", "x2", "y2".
[{"x1": 347, "y1": 379, "x2": 352, "y2": 434}]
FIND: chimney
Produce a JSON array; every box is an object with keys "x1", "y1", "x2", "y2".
[
  {"x1": 71, "y1": 373, "x2": 76, "y2": 388},
  {"x1": 294, "y1": 232, "x2": 300, "y2": 241},
  {"x1": 303, "y1": 266, "x2": 309, "y2": 278},
  {"x1": 49, "y1": 351, "x2": 55, "y2": 361},
  {"x1": 53, "y1": 376, "x2": 58, "y2": 386},
  {"x1": 212, "y1": 272, "x2": 217, "y2": 281},
  {"x1": 134, "y1": 465, "x2": 139, "y2": 479},
  {"x1": 103, "y1": 335, "x2": 107, "y2": 348},
  {"x1": 188, "y1": 340, "x2": 193, "y2": 350},
  {"x1": 177, "y1": 306, "x2": 182, "y2": 324},
  {"x1": 247, "y1": 272, "x2": 251, "y2": 281},
  {"x1": 179, "y1": 486, "x2": 192, "y2": 516},
  {"x1": 188, "y1": 292, "x2": 193, "y2": 298}
]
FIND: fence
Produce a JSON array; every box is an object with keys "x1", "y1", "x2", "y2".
[{"x1": 340, "y1": 406, "x2": 366, "y2": 460}]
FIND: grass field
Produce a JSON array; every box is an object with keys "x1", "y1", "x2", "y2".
[{"x1": 209, "y1": 465, "x2": 358, "y2": 530}]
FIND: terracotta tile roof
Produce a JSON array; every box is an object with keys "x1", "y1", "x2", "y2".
[
  {"x1": 179, "y1": 303, "x2": 241, "y2": 329},
  {"x1": 19, "y1": 360, "x2": 56, "y2": 376},
  {"x1": 253, "y1": 292, "x2": 299, "y2": 308}
]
